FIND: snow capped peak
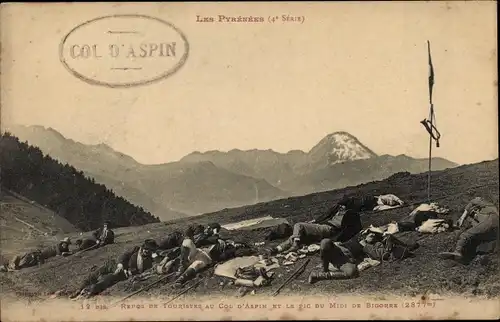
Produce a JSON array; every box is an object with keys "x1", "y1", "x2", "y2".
[{"x1": 309, "y1": 131, "x2": 377, "y2": 165}]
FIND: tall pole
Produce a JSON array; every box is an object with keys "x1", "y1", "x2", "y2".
[
  {"x1": 426, "y1": 40, "x2": 435, "y2": 203},
  {"x1": 427, "y1": 105, "x2": 433, "y2": 202}
]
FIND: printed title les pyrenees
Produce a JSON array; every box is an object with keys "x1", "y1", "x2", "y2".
[{"x1": 196, "y1": 14, "x2": 304, "y2": 23}]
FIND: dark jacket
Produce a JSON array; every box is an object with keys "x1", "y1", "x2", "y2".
[
  {"x1": 314, "y1": 204, "x2": 342, "y2": 225},
  {"x1": 464, "y1": 197, "x2": 499, "y2": 227},
  {"x1": 315, "y1": 207, "x2": 362, "y2": 242},
  {"x1": 40, "y1": 242, "x2": 69, "y2": 260},
  {"x1": 338, "y1": 195, "x2": 378, "y2": 212},
  {"x1": 207, "y1": 239, "x2": 256, "y2": 263},
  {"x1": 158, "y1": 231, "x2": 184, "y2": 250},
  {"x1": 93, "y1": 228, "x2": 115, "y2": 245},
  {"x1": 118, "y1": 246, "x2": 153, "y2": 275},
  {"x1": 193, "y1": 233, "x2": 220, "y2": 248}
]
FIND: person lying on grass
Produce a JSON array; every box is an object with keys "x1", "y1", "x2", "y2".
[
  {"x1": 171, "y1": 227, "x2": 256, "y2": 289},
  {"x1": 439, "y1": 197, "x2": 499, "y2": 264},
  {"x1": 308, "y1": 229, "x2": 418, "y2": 283},
  {"x1": 2, "y1": 237, "x2": 73, "y2": 272},
  {"x1": 69, "y1": 239, "x2": 159, "y2": 299},
  {"x1": 265, "y1": 204, "x2": 362, "y2": 255}
]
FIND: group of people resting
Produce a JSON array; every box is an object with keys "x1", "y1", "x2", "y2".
[
  {"x1": 70, "y1": 223, "x2": 256, "y2": 299},
  {"x1": 68, "y1": 193, "x2": 429, "y2": 298},
  {"x1": 1, "y1": 221, "x2": 115, "y2": 272},
  {"x1": 2, "y1": 194, "x2": 498, "y2": 299}
]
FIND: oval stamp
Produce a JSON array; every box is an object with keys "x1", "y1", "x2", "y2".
[{"x1": 59, "y1": 14, "x2": 189, "y2": 88}]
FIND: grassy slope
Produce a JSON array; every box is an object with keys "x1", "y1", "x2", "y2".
[
  {"x1": 0, "y1": 189, "x2": 80, "y2": 261},
  {"x1": 0, "y1": 159, "x2": 498, "y2": 300}
]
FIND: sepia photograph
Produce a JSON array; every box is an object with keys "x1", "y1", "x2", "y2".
[{"x1": 0, "y1": 2, "x2": 498, "y2": 321}]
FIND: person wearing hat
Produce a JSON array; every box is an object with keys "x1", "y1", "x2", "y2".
[
  {"x1": 92, "y1": 220, "x2": 115, "y2": 247},
  {"x1": 193, "y1": 223, "x2": 222, "y2": 247},
  {"x1": 439, "y1": 197, "x2": 499, "y2": 263},
  {"x1": 69, "y1": 239, "x2": 159, "y2": 299},
  {"x1": 115, "y1": 239, "x2": 159, "y2": 278},
  {"x1": 7, "y1": 238, "x2": 72, "y2": 271}
]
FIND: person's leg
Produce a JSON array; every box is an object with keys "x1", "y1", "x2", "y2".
[
  {"x1": 309, "y1": 240, "x2": 359, "y2": 283},
  {"x1": 70, "y1": 270, "x2": 100, "y2": 298},
  {"x1": 440, "y1": 215, "x2": 498, "y2": 261},
  {"x1": 177, "y1": 238, "x2": 198, "y2": 275},
  {"x1": 70, "y1": 259, "x2": 117, "y2": 298},
  {"x1": 362, "y1": 242, "x2": 389, "y2": 261},
  {"x1": 319, "y1": 238, "x2": 335, "y2": 272},
  {"x1": 296, "y1": 223, "x2": 335, "y2": 241},
  {"x1": 289, "y1": 223, "x2": 334, "y2": 252},
  {"x1": 173, "y1": 259, "x2": 209, "y2": 287}
]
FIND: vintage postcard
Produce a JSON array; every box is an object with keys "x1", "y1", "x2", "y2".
[{"x1": 0, "y1": 1, "x2": 498, "y2": 321}]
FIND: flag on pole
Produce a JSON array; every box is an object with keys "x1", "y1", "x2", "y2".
[
  {"x1": 421, "y1": 40, "x2": 440, "y2": 147},
  {"x1": 427, "y1": 40, "x2": 434, "y2": 104}
]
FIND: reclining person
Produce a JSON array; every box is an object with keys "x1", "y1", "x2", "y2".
[
  {"x1": 337, "y1": 194, "x2": 404, "y2": 213},
  {"x1": 5, "y1": 238, "x2": 72, "y2": 271},
  {"x1": 439, "y1": 197, "x2": 499, "y2": 263},
  {"x1": 267, "y1": 204, "x2": 362, "y2": 254},
  {"x1": 308, "y1": 238, "x2": 361, "y2": 283},
  {"x1": 359, "y1": 228, "x2": 419, "y2": 262},
  {"x1": 337, "y1": 195, "x2": 379, "y2": 212},
  {"x1": 308, "y1": 230, "x2": 418, "y2": 284},
  {"x1": 158, "y1": 230, "x2": 184, "y2": 251},
  {"x1": 73, "y1": 221, "x2": 115, "y2": 255},
  {"x1": 172, "y1": 228, "x2": 255, "y2": 288},
  {"x1": 69, "y1": 239, "x2": 159, "y2": 299},
  {"x1": 193, "y1": 223, "x2": 222, "y2": 247},
  {"x1": 74, "y1": 238, "x2": 99, "y2": 252},
  {"x1": 154, "y1": 223, "x2": 224, "y2": 275}
]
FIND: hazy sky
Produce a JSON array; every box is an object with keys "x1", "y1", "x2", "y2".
[{"x1": 1, "y1": 2, "x2": 497, "y2": 165}]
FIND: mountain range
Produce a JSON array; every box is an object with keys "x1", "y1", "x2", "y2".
[{"x1": 6, "y1": 125, "x2": 458, "y2": 220}]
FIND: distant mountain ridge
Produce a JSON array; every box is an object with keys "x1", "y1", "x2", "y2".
[
  {"x1": 0, "y1": 133, "x2": 160, "y2": 231},
  {"x1": 7, "y1": 125, "x2": 459, "y2": 219},
  {"x1": 181, "y1": 131, "x2": 380, "y2": 187}
]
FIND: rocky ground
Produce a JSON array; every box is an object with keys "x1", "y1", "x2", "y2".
[{"x1": 0, "y1": 160, "x2": 498, "y2": 303}]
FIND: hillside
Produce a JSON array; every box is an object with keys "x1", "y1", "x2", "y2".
[
  {"x1": 0, "y1": 159, "x2": 497, "y2": 303},
  {"x1": 0, "y1": 133, "x2": 160, "y2": 231},
  {"x1": 0, "y1": 189, "x2": 80, "y2": 262}
]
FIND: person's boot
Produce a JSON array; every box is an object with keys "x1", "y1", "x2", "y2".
[
  {"x1": 308, "y1": 271, "x2": 332, "y2": 284},
  {"x1": 172, "y1": 268, "x2": 197, "y2": 289}
]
